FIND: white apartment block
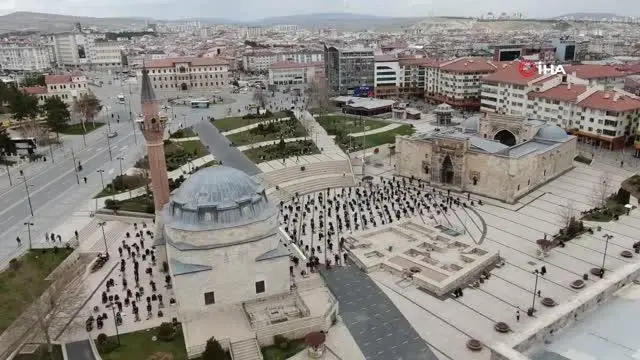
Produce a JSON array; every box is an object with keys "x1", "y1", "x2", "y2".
[
  {"x1": 140, "y1": 57, "x2": 230, "y2": 96},
  {"x1": 50, "y1": 32, "x2": 123, "y2": 69},
  {"x1": 242, "y1": 51, "x2": 324, "y2": 72},
  {"x1": 0, "y1": 45, "x2": 54, "y2": 71},
  {"x1": 374, "y1": 56, "x2": 400, "y2": 98},
  {"x1": 267, "y1": 62, "x2": 324, "y2": 86},
  {"x1": 87, "y1": 40, "x2": 123, "y2": 68}
]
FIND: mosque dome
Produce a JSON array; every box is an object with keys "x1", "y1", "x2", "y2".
[
  {"x1": 535, "y1": 126, "x2": 569, "y2": 141},
  {"x1": 163, "y1": 166, "x2": 275, "y2": 231},
  {"x1": 460, "y1": 117, "x2": 479, "y2": 132}
]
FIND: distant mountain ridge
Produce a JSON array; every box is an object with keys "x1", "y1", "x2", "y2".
[
  {"x1": 552, "y1": 12, "x2": 626, "y2": 20},
  {"x1": 0, "y1": 11, "x2": 149, "y2": 33}
]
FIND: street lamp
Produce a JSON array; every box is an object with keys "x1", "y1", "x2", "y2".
[
  {"x1": 529, "y1": 269, "x2": 541, "y2": 317},
  {"x1": 106, "y1": 133, "x2": 113, "y2": 162},
  {"x1": 97, "y1": 169, "x2": 105, "y2": 190},
  {"x1": 71, "y1": 148, "x2": 80, "y2": 184},
  {"x1": 108, "y1": 300, "x2": 121, "y2": 345},
  {"x1": 4, "y1": 163, "x2": 12, "y2": 186},
  {"x1": 22, "y1": 176, "x2": 34, "y2": 217},
  {"x1": 24, "y1": 221, "x2": 34, "y2": 250},
  {"x1": 98, "y1": 221, "x2": 108, "y2": 254},
  {"x1": 116, "y1": 156, "x2": 124, "y2": 178},
  {"x1": 601, "y1": 234, "x2": 614, "y2": 278}
]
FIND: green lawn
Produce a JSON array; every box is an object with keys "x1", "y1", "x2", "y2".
[
  {"x1": 169, "y1": 128, "x2": 197, "y2": 139},
  {"x1": 13, "y1": 344, "x2": 63, "y2": 360},
  {"x1": 316, "y1": 115, "x2": 389, "y2": 136},
  {"x1": 226, "y1": 119, "x2": 307, "y2": 146},
  {"x1": 0, "y1": 249, "x2": 73, "y2": 333},
  {"x1": 262, "y1": 340, "x2": 307, "y2": 360},
  {"x1": 59, "y1": 122, "x2": 105, "y2": 135},
  {"x1": 212, "y1": 111, "x2": 289, "y2": 132},
  {"x1": 582, "y1": 198, "x2": 628, "y2": 222},
  {"x1": 137, "y1": 140, "x2": 209, "y2": 171},
  {"x1": 94, "y1": 175, "x2": 148, "y2": 198},
  {"x1": 114, "y1": 195, "x2": 154, "y2": 214},
  {"x1": 98, "y1": 327, "x2": 188, "y2": 360},
  {"x1": 244, "y1": 140, "x2": 320, "y2": 164},
  {"x1": 339, "y1": 124, "x2": 415, "y2": 152}
]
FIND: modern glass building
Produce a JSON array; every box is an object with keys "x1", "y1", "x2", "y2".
[{"x1": 324, "y1": 45, "x2": 375, "y2": 95}]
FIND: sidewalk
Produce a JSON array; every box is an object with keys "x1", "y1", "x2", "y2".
[
  {"x1": 94, "y1": 154, "x2": 216, "y2": 203},
  {"x1": 220, "y1": 116, "x2": 291, "y2": 136},
  {"x1": 297, "y1": 110, "x2": 344, "y2": 157},
  {"x1": 348, "y1": 123, "x2": 403, "y2": 137}
]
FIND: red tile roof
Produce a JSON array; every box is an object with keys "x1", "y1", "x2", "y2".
[
  {"x1": 45, "y1": 74, "x2": 74, "y2": 85},
  {"x1": 564, "y1": 64, "x2": 627, "y2": 79},
  {"x1": 147, "y1": 56, "x2": 229, "y2": 68},
  {"x1": 483, "y1": 61, "x2": 545, "y2": 85},
  {"x1": 577, "y1": 90, "x2": 640, "y2": 112},
  {"x1": 439, "y1": 57, "x2": 498, "y2": 73},
  {"x1": 269, "y1": 61, "x2": 323, "y2": 70},
  {"x1": 21, "y1": 86, "x2": 48, "y2": 95},
  {"x1": 528, "y1": 84, "x2": 588, "y2": 102}
]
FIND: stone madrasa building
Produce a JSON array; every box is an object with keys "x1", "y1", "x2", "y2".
[
  {"x1": 395, "y1": 112, "x2": 577, "y2": 203},
  {"x1": 155, "y1": 166, "x2": 338, "y2": 357}
]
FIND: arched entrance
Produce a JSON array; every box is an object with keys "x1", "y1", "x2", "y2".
[
  {"x1": 494, "y1": 130, "x2": 516, "y2": 146},
  {"x1": 180, "y1": 83, "x2": 188, "y2": 91},
  {"x1": 441, "y1": 155, "x2": 454, "y2": 184}
]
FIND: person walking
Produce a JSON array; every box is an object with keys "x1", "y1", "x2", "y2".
[
  {"x1": 16, "y1": 237, "x2": 21, "y2": 246},
  {"x1": 516, "y1": 310, "x2": 520, "y2": 322}
]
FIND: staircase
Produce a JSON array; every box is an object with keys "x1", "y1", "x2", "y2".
[{"x1": 231, "y1": 338, "x2": 263, "y2": 360}]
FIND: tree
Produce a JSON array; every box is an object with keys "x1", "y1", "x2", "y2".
[
  {"x1": 21, "y1": 72, "x2": 46, "y2": 87},
  {"x1": 42, "y1": 97, "x2": 71, "y2": 141},
  {"x1": 0, "y1": 81, "x2": 18, "y2": 114},
  {"x1": 0, "y1": 127, "x2": 16, "y2": 162},
  {"x1": 593, "y1": 174, "x2": 611, "y2": 208},
  {"x1": 201, "y1": 338, "x2": 226, "y2": 360},
  {"x1": 308, "y1": 77, "x2": 331, "y2": 120},
  {"x1": 8, "y1": 91, "x2": 39, "y2": 122},
  {"x1": 252, "y1": 88, "x2": 266, "y2": 114},
  {"x1": 16, "y1": 255, "x2": 85, "y2": 356},
  {"x1": 72, "y1": 92, "x2": 101, "y2": 131},
  {"x1": 560, "y1": 200, "x2": 575, "y2": 228}
]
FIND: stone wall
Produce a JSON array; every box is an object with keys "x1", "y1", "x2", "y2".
[{"x1": 489, "y1": 261, "x2": 640, "y2": 360}]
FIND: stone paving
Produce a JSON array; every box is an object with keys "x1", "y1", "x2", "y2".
[
  {"x1": 280, "y1": 159, "x2": 640, "y2": 360},
  {"x1": 347, "y1": 122, "x2": 403, "y2": 137}
]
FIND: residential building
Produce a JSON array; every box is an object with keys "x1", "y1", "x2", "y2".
[
  {"x1": 87, "y1": 40, "x2": 123, "y2": 68},
  {"x1": 374, "y1": 56, "x2": 400, "y2": 98},
  {"x1": 397, "y1": 58, "x2": 435, "y2": 99},
  {"x1": 481, "y1": 62, "x2": 549, "y2": 116},
  {"x1": 0, "y1": 45, "x2": 54, "y2": 71},
  {"x1": 267, "y1": 62, "x2": 324, "y2": 86},
  {"x1": 22, "y1": 72, "x2": 89, "y2": 104},
  {"x1": 49, "y1": 31, "x2": 110, "y2": 68},
  {"x1": 563, "y1": 64, "x2": 628, "y2": 88},
  {"x1": 139, "y1": 57, "x2": 230, "y2": 98},
  {"x1": 324, "y1": 45, "x2": 375, "y2": 95},
  {"x1": 550, "y1": 37, "x2": 577, "y2": 62},
  {"x1": 242, "y1": 50, "x2": 323, "y2": 72}
]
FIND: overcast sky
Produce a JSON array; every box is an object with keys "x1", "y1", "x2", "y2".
[{"x1": 0, "y1": 0, "x2": 637, "y2": 20}]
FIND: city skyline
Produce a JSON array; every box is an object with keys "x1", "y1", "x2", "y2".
[{"x1": 0, "y1": 0, "x2": 639, "y2": 22}]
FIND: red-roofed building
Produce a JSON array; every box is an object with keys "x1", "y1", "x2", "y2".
[
  {"x1": 20, "y1": 72, "x2": 88, "y2": 104},
  {"x1": 267, "y1": 62, "x2": 324, "y2": 86},
  {"x1": 563, "y1": 64, "x2": 627, "y2": 87},
  {"x1": 139, "y1": 56, "x2": 230, "y2": 96}
]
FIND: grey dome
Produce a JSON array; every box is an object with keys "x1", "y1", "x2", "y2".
[
  {"x1": 460, "y1": 117, "x2": 479, "y2": 132},
  {"x1": 163, "y1": 166, "x2": 274, "y2": 231},
  {"x1": 535, "y1": 126, "x2": 568, "y2": 141}
]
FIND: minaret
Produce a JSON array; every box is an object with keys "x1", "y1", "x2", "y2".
[{"x1": 138, "y1": 68, "x2": 171, "y2": 213}]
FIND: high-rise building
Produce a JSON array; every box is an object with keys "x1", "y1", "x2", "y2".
[
  {"x1": 138, "y1": 68, "x2": 171, "y2": 213},
  {"x1": 324, "y1": 45, "x2": 375, "y2": 95}
]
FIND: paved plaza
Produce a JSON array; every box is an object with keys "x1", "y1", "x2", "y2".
[{"x1": 280, "y1": 159, "x2": 640, "y2": 360}]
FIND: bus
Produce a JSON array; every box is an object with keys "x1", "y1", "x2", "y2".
[
  {"x1": 190, "y1": 99, "x2": 210, "y2": 108},
  {"x1": 117, "y1": 94, "x2": 125, "y2": 103},
  {"x1": 10, "y1": 137, "x2": 37, "y2": 155}
]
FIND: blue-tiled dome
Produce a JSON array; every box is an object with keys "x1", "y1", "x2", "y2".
[
  {"x1": 535, "y1": 126, "x2": 569, "y2": 141},
  {"x1": 163, "y1": 166, "x2": 274, "y2": 231}
]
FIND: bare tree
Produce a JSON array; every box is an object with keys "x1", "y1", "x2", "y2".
[
  {"x1": 560, "y1": 200, "x2": 576, "y2": 228},
  {"x1": 18, "y1": 256, "x2": 86, "y2": 354},
  {"x1": 252, "y1": 88, "x2": 266, "y2": 114},
  {"x1": 307, "y1": 77, "x2": 331, "y2": 120},
  {"x1": 72, "y1": 91, "x2": 102, "y2": 131},
  {"x1": 592, "y1": 173, "x2": 612, "y2": 208}
]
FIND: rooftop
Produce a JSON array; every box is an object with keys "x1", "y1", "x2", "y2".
[
  {"x1": 269, "y1": 61, "x2": 323, "y2": 70},
  {"x1": 577, "y1": 90, "x2": 640, "y2": 112},
  {"x1": 439, "y1": 57, "x2": 498, "y2": 73},
  {"x1": 147, "y1": 56, "x2": 228, "y2": 68},
  {"x1": 564, "y1": 64, "x2": 628, "y2": 79},
  {"x1": 528, "y1": 84, "x2": 589, "y2": 102},
  {"x1": 483, "y1": 61, "x2": 545, "y2": 86}
]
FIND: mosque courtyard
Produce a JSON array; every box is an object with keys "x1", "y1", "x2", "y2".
[{"x1": 280, "y1": 160, "x2": 640, "y2": 360}]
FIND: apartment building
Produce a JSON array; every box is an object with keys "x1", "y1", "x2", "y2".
[
  {"x1": 324, "y1": 45, "x2": 375, "y2": 95},
  {"x1": 140, "y1": 57, "x2": 230, "y2": 97},
  {"x1": 242, "y1": 50, "x2": 323, "y2": 72},
  {"x1": 563, "y1": 64, "x2": 628, "y2": 88},
  {"x1": 267, "y1": 62, "x2": 324, "y2": 86},
  {"x1": 427, "y1": 57, "x2": 499, "y2": 110},
  {"x1": 22, "y1": 72, "x2": 89, "y2": 104},
  {"x1": 0, "y1": 45, "x2": 54, "y2": 71},
  {"x1": 88, "y1": 40, "x2": 124, "y2": 68},
  {"x1": 481, "y1": 62, "x2": 549, "y2": 116},
  {"x1": 50, "y1": 32, "x2": 104, "y2": 68},
  {"x1": 374, "y1": 56, "x2": 400, "y2": 98},
  {"x1": 397, "y1": 58, "x2": 434, "y2": 99}
]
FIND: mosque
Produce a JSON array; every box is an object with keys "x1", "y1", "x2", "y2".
[
  {"x1": 137, "y1": 68, "x2": 337, "y2": 357},
  {"x1": 395, "y1": 112, "x2": 577, "y2": 204}
]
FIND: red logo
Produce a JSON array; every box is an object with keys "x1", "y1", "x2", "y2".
[{"x1": 518, "y1": 60, "x2": 537, "y2": 78}]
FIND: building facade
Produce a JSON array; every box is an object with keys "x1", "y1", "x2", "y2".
[
  {"x1": 0, "y1": 45, "x2": 54, "y2": 71},
  {"x1": 267, "y1": 62, "x2": 324, "y2": 86},
  {"x1": 139, "y1": 57, "x2": 230, "y2": 98},
  {"x1": 23, "y1": 72, "x2": 89, "y2": 104},
  {"x1": 324, "y1": 45, "x2": 375, "y2": 95},
  {"x1": 242, "y1": 50, "x2": 323, "y2": 72},
  {"x1": 88, "y1": 40, "x2": 124, "y2": 68},
  {"x1": 374, "y1": 56, "x2": 400, "y2": 98}
]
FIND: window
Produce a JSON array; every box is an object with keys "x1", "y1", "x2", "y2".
[
  {"x1": 255, "y1": 280, "x2": 265, "y2": 294},
  {"x1": 204, "y1": 291, "x2": 215, "y2": 305}
]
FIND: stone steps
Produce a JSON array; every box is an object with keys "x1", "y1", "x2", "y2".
[
  {"x1": 231, "y1": 338, "x2": 263, "y2": 360},
  {"x1": 262, "y1": 160, "x2": 352, "y2": 185},
  {"x1": 275, "y1": 175, "x2": 356, "y2": 201}
]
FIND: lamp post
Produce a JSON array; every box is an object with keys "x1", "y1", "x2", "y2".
[
  {"x1": 529, "y1": 269, "x2": 540, "y2": 316},
  {"x1": 106, "y1": 133, "x2": 113, "y2": 162},
  {"x1": 601, "y1": 234, "x2": 613, "y2": 278},
  {"x1": 108, "y1": 301, "x2": 121, "y2": 345},
  {"x1": 71, "y1": 148, "x2": 80, "y2": 184},
  {"x1": 49, "y1": 143, "x2": 55, "y2": 164},
  {"x1": 23, "y1": 176, "x2": 34, "y2": 217},
  {"x1": 98, "y1": 221, "x2": 108, "y2": 254},
  {"x1": 4, "y1": 163, "x2": 12, "y2": 186},
  {"x1": 97, "y1": 169, "x2": 105, "y2": 190},
  {"x1": 24, "y1": 221, "x2": 34, "y2": 250},
  {"x1": 127, "y1": 82, "x2": 137, "y2": 145}
]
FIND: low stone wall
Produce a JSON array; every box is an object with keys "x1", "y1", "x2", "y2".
[
  {"x1": 95, "y1": 209, "x2": 155, "y2": 219},
  {"x1": 489, "y1": 261, "x2": 640, "y2": 360}
]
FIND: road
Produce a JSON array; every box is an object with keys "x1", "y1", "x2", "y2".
[{"x1": 0, "y1": 75, "x2": 298, "y2": 266}]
